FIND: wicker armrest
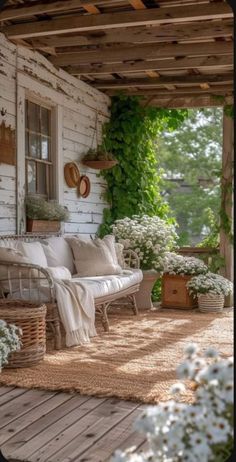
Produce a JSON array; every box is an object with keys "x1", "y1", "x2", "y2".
[
  {"x1": 122, "y1": 249, "x2": 140, "y2": 269},
  {"x1": 0, "y1": 260, "x2": 55, "y2": 302}
]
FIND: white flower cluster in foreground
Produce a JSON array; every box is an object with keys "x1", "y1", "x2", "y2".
[
  {"x1": 162, "y1": 252, "x2": 208, "y2": 276},
  {"x1": 187, "y1": 272, "x2": 233, "y2": 297},
  {"x1": 111, "y1": 345, "x2": 234, "y2": 462},
  {"x1": 0, "y1": 320, "x2": 22, "y2": 371},
  {"x1": 112, "y1": 215, "x2": 177, "y2": 271}
]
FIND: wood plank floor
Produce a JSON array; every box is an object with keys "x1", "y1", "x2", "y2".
[{"x1": 0, "y1": 386, "x2": 147, "y2": 462}]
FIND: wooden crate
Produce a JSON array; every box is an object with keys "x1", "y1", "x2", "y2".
[
  {"x1": 26, "y1": 219, "x2": 61, "y2": 233},
  {"x1": 161, "y1": 274, "x2": 197, "y2": 309}
]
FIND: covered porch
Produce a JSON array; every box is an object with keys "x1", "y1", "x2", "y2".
[{"x1": 0, "y1": 1, "x2": 234, "y2": 461}]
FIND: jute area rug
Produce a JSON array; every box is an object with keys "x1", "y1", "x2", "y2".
[{"x1": 0, "y1": 308, "x2": 233, "y2": 404}]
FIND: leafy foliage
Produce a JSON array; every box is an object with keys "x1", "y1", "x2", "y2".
[
  {"x1": 82, "y1": 146, "x2": 116, "y2": 161},
  {"x1": 156, "y1": 108, "x2": 223, "y2": 246},
  {"x1": 98, "y1": 95, "x2": 188, "y2": 237}
]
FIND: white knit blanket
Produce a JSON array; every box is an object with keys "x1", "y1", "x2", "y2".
[{"x1": 53, "y1": 279, "x2": 97, "y2": 347}]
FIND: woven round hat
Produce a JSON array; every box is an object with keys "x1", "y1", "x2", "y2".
[{"x1": 64, "y1": 162, "x2": 80, "y2": 187}]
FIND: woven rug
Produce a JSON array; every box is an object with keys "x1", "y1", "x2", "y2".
[{"x1": 0, "y1": 308, "x2": 233, "y2": 404}]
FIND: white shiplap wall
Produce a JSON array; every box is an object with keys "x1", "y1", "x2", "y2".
[{"x1": 0, "y1": 33, "x2": 110, "y2": 236}]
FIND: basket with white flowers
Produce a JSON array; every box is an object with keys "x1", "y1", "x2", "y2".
[{"x1": 187, "y1": 273, "x2": 233, "y2": 312}]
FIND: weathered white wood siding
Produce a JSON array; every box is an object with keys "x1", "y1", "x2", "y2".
[{"x1": 0, "y1": 33, "x2": 110, "y2": 236}]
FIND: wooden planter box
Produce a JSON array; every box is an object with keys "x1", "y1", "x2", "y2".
[
  {"x1": 161, "y1": 274, "x2": 197, "y2": 310},
  {"x1": 26, "y1": 219, "x2": 61, "y2": 233}
]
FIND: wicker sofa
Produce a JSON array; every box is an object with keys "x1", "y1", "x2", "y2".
[{"x1": 0, "y1": 234, "x2": 142, "y2": 350}]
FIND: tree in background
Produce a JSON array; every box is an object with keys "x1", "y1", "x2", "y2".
[{"x1": 156, "y1": 107, "x2": 223, "y2": 246}]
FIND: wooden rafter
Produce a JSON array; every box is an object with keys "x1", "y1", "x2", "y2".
[
  {"x1": 129, "y1": 0, "x2": 146, "y2": 9},
  {"x1": 106, "y1": 84, "x2": 233, "y2": 96},
  {"x1": 1, "y1": 3, "x2": 232, "y2": 39},
  {"x1": 28, "y1": 19, "x2": 233, "y2": 49},
  {"x1": 49, "y1": 41, "x2": 233, "y2": 67},
  {"x1": 66, "y1": 54, "x2": 233, "y2": 75},
  {"x1": 93, "y1": 73, "x2": 234, "y2": 89},
  {"x1": 0, "y1": 0, "x2": 117, "y2": 21}
]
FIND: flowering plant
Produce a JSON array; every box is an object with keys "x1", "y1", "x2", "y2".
[
  {"x1": 187, "y1": 272, "x2": 233, "y2": 297},
  {"x1": 0, "y1": 320, "x2": 22, "y2": 371},
  {"x1": 112, "y1": 215, "x2": 177, "y2": 271},
  {"x1": 112, "y1": 344, "x2": 233, "y2": 462},
  {"x1": 162, "y1": 252, "x2": 208, "y2": 276}
]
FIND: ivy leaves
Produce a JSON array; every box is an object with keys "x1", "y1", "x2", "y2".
[{"x1": 98, "y1": 95, "x2": 187, "y2": 237}]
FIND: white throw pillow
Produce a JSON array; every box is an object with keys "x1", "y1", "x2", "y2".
[
  {"x1": 17, "y1": 241, "x2": 48, "y2": 268},
  {"x1": 46, "y1": 266, "x2": 72, "y2": 280},
  {"x1": 45, "y1": 237, "x2": 75, "y2": 274},
  {"x1": 68, "y1": 237, "x2": 122, "y2": 277},
  {"x1": 41, "y1": 242, "x2": 61, "y2": 267}
]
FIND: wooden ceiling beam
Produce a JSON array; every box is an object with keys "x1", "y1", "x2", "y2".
[
  {"x1": 49, "y1": 41, "x2": 233, "y2": 66},
  {"x1": 129, "y1": 0, "x2": 146, "y2": 9},
  {"x1": 2, "y1": 3, "x2": 232, "y2": 39},
  {"x1": 28, "y1": 19, "x2": 233, "y2": 49},
  {"x1": 0, "y1": 0, "x2": 117, "y2": 21},
  {"x1": 106, "y1": 84, "x2": 233, "y2": 96},
  {"x1": 66, "y1": 54, "x2": 233, "y2": 75},
  {"x1": 93, "y1": 73, "x2": 234, "y2": 89},
  {"x1": 83, "y1": 4, "x2": 101, "y2": 14},
  {"x1": 144, "y1": 95, "x2": 233, "y2": 108}
]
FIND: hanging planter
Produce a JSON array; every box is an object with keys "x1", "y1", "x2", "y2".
[
  {"x1": 82, "y1": 110, "x2": 118, "y2": 170},
  {"x1": 82, "y1": 159, "x2": 118, "y2": 170},
  {"x1": 82, "y1": 147, "x2": 118, "y2": 170}
]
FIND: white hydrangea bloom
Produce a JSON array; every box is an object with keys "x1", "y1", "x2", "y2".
[{"x1": 0, "y1": 320, "x2": 22, "y2": 371}]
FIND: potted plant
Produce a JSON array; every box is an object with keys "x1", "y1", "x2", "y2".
[
  {"x1": 112, "y1": 215, "x2": 177, "y2": 310},
  {"x1": 161, "y1": 252, "x2": 209, "y2": 309},
  {"x1": 82, "y1": 145, "x2": 118, "y2": 170},
  {"x1": 25, "y1": 196, "x2": 69, "y2": 233},
  {"x1": 0, "y1": 320, "x2": 21, "y2": 372},
  {"x1": 187, "y1": 272, "x2": 233, "y2": 312}
]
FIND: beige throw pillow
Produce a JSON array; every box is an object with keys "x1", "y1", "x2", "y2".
[
  {"x1": 0, "y1": 247, "x2": 33, "y2": 291},
  {"x1": 69, "y1": 237, "x2": 122, "y2": 277}
]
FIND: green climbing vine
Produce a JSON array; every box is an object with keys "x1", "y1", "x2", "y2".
[{"x1": 97, "y1": 95, "x2": 188, "y2": 237}]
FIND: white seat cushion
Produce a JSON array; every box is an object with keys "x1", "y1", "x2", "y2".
[{"x1": 72, "y1": 269, "x2": 143, "y2": 299}]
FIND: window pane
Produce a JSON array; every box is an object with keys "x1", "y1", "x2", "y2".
[
  {"x1": 41, "y1": 136, "x2": 50, "y2": 160},
  {"x1": 37, "y1": 163, "x2": 47, "y2": 196},
  {"x1": 41, "y1": 107, "x2": 50, "y2": 136},
  {"x1": 25, "y1": 132, "x2": 29, "y2": 156},
  {"x1": 27, "y1": 101, "x2": 40, "y2": 133},
  {"x1": 29, "y1": 133, "x2": 40, "y2": 158},
  {"x1": 27, "y1": 161, "x2": 36, "y2": 194}
]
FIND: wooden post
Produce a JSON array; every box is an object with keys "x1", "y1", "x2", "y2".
[{"x1": 220, "y1": 111, "x2": 234, "y2": 306}]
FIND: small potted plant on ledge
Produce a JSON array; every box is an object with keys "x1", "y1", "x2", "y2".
[
  {"x1": 161, "y1": 252, "x2": 209, "y2": 309},
  {"x1": 82, "y1": 145, "x2": 118, "y2": 170},
  {"x1": 112, "y1": 215, "x2": 177, "y2": 310},
  {"x1": 26, "y1": 196, "x2": 69, "y2": 233},
  {"x1": 187, "y1": 272, "x2": 233, "y2": 312}
]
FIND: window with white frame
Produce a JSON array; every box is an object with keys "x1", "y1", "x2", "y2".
[{"x1": 25, "y1": 99, "x2": 54, "y2": 198}]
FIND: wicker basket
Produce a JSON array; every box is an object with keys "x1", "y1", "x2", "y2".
[
  {"x1": 0, "y1": 300, "x2": 47, "y2": 367},
  {"x1": 198, "y1": 294, "x2": 225, "y2": 313}
]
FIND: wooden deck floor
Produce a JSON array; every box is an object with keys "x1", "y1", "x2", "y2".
[{"x1": 0, "y1": 386, "x2": 147, "y2": 462}]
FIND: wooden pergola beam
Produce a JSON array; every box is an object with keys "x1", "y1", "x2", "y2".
[
  {"x1": 0, "y1": 0, "x2": 117, "y2": 21},
  {"x1": 28, "y1": 19, "x2": 233, "y2": 49},
  {"x1": 66, "y1": 55, "x2": 233, "y2": 75},
  {"x1": 93, "y1": 73, "x2": 234, "y2": 89},
  {"x1": 144, "y1": 95, "x2": 233, "y2": 109},
  {"x1": 2, "y1": 3, "x2": 232, "y2": 39},
  {"x1": 106, "y1": 84, "x2": 233, "y2": 96},
  {"x1": 49, "y1": 41, "x2": 233, "y2": 67}
]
